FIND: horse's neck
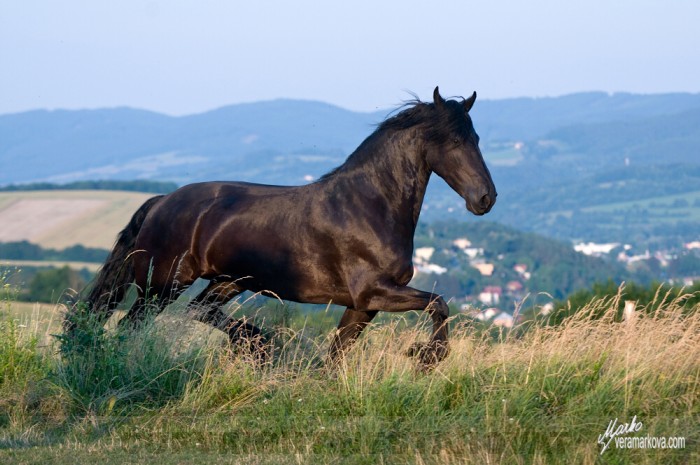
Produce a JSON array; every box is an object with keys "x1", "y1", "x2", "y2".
[{"x1": 327, "y1": 128, "x2": 431, "y2": 230}]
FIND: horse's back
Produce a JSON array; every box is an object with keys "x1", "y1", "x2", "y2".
[
  {"x1": 135, "y1": 181, "x2": 303, "y2": 250},
  {"x1": 132, "y1": 181, "x2": 324, "y2": 293}
]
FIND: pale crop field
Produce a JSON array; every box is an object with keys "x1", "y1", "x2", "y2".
[{"x1": 0, "y1": 190, "x2": 156, "y2": 250}]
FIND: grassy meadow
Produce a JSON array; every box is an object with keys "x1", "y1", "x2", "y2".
[{"x1": 0, "y1": 281, "x2": 698, "y2": 464}]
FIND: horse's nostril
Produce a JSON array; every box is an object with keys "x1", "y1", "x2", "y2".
[{"x1": 479, "y1": 194, "x2": 491, "y2": 209}]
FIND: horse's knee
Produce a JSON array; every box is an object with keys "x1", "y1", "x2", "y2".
[{"x1": 428, "y1": 296, "x2": 449, "y2": 319}]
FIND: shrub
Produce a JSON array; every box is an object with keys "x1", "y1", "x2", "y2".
[{"x1": 25, "y1": 266, "x2": 85, "y2": 303}]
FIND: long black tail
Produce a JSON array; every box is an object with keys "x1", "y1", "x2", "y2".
[{"x1": 84, "y1": 194, "x2": 163, "y2": 314}]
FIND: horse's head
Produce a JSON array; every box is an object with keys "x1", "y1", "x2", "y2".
[{"x1": 424, "y1": 87, "x2": 497, "y2": 216}]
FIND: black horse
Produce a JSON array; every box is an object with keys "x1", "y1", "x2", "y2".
[{"x1": 75, "y1": 87, "x2": 496, "y2": 366}]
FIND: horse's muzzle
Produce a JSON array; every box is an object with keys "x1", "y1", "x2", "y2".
[{"x1": 466, "y1": 191, "x2": 496, "y2": 216}]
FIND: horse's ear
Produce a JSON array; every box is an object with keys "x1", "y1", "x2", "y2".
[
  {"x1": 433, "y1": 86, "x2": 446, "y2": 109},
  {"x1": 463, "y1": 91, "x2": 477, "y2": 113}
]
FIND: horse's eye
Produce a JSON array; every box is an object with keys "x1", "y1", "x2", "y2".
[{"x1": 453, "y1": 137, "x2": 460, "y2": 145}]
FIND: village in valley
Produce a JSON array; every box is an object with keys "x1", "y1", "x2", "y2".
[
  {"x1": 411, "y1": 231, "x2": 700, "y2": 329},
  {"x1": 413, "y1": 236, "x2": 539, "y2": 329}
]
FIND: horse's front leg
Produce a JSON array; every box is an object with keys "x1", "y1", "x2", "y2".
[
  {"x1": 356, "y1": 281, "x2": 449, "y2": 367},
  {"x1": 328, "y1": 307, "x2": 378, "y2": 364}
]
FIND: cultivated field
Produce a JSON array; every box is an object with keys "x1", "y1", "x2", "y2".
[
  {"x1": 582, "y1": 190, "x2": 700, "y2": 222},
  {"x1": 0, "y1": 190, "x2": 156, "y2": 250},
  {"x1": 0, "y1": 287, "x2": 697, "y2": 464}
]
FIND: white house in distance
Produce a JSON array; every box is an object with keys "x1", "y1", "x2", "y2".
[
  {"x1": 473, "y1": 307, "x2": 499, "y2": 321},
  {"x1": 492, "y1": 312, "x2": 514, "y2": 328},
  {"x1": 506, "y1": 280, "x2": 524, "y2": 294},
  {"x1": 574, "y1": 242, "x2": 620, "y2": 256},
  {"x1": 513, "y1": 264, "x2": 531, "y2": 280},
  {"x1": 416, "y1": 263, "x2": 448, "y2": 275},
  {"x1": 414, "y1": 247, "x2": 435, "y2": 262},
  {"x1": 472, "y1": 262, "x2": 494, "y2": 276},
  {"x1": 452, "y1": 238, "x2": 472, "y2": 249},
  {"x1": 452, "y1": 237, "x2": 483, "y2": 259},
  {"x1": 413, "y1": 246, "x2": 447, "y2": 275},
  {"x1": 470, "y1": 308, "x2": 514, "y2": 328},
  {"x1": 478, "y1": 286, "x2": 502, "y2": 305},
  {"x1": 463, "y1": 247, "x2": 484, "y2": 259}
]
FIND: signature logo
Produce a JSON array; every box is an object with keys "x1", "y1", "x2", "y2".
[{"x1": 597, "y1": 415, "x2": 643, "y2": 455}]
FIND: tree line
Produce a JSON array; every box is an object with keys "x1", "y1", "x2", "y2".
[
  {"x1": 0, "y1": 179, "x2": 178, "y2": 194},
  {"x1": 0, "y1": 241, "x2": 108, "y2": 262}
]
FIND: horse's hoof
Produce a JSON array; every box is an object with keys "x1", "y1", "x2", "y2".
[
  {"x1": 406, "y1": 341, "x2": 449, "y2": 368},
  {"x1": 406, "y1": 342, "x2": 426, "y2": 358}
]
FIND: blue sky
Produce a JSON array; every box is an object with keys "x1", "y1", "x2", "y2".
[{"x1": 1, "y1": 0, "x2": 698, "y2": 115}]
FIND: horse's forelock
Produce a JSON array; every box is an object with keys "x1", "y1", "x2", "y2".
[{"x1": 377, "y1": 98, "x2": 469, "y2": 143}]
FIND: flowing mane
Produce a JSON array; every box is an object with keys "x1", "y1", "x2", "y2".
[
  {"x1": 319, "y1": 97, "x2": 472, "y2": 182},
  {"x1": 379, "y1": 96, "x2": 473, "y2": 141}
]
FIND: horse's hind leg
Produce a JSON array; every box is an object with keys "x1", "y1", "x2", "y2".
[
  {"x1": 120, "y1": 255, "x2": 196, "y2": 329},
  {"x1": 188, "y1": 281, "x2": 242, "y2": 327},
  {"x1": 118, "y1": 280, "x2": 187, "y2": 328},
  {"x1": 119, "y1": 288, "x2": 178, "y2": 329},
  {"x1": 328, "y1": 308, "x2": 378, "y2": 363},
  {"x1": 189, "y1": 281, "x2": 268, "y2": 358}
]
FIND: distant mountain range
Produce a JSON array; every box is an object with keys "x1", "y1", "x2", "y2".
[
  {"x1": 2, "y1": 91, "x2": 699, "y2": 248},
  {"x1": 0, "y1": 100, "x2": 383, "y2": 186}
]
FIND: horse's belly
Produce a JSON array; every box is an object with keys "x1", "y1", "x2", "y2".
[
  {"x1": 228, "y1": 265, "x2": 353, "y2": 307},
  {"x1": 202, "y1": 239, "x2": 353, "y2": 307}
]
